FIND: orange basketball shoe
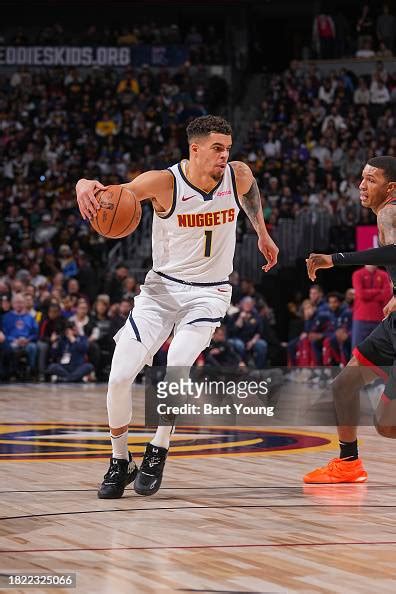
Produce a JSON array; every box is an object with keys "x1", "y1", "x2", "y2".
[{"x1": 303, "y1": 458, "x2": 368, "y2": 484}]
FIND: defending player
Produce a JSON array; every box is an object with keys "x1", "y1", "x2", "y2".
[
  {"x1": 304, "y1": 156, "x2": 396, "y2": 483},
  {"x1": 76, "y1": 115, "x2": 279, "y2": 497}
]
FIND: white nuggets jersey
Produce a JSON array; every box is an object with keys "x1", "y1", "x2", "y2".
[{"x1": 152, "y1": 160, "x2": 240, "y2": 283}]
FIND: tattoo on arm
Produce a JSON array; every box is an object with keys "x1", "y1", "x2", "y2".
[
  {"x1": 378, "y1": 206, "x2": 396, "y2": 245},
  {"x1": 240, "y1": 179, "x2": 261, "y2": 230}
]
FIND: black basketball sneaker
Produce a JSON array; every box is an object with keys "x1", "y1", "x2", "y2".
[
  {"x1": 134, "y1": 443, "x2": 168, "y2": 496},
  {"x1": 97, "y1": 452, "x2": 138, "y2": 499}
]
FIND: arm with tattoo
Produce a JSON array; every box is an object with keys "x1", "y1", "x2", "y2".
[
  {"x1": 230, "y1": 160, "x2": 279, "y2": 271},
  {"x1": 378, "y1": 204, "x2": 396, "y2": 246},
  {"x1": 240, "y1": 178, "x2": 268, "y2": 237}
]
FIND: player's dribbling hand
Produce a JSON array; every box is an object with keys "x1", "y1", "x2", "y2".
[
  {"x1": 76, "y1": 178, "x2": 107, "y2": 220},
  {"x1": 306, "y1": 253, "x2": 333, "y2": 281},
  {"x1": 258, "y1": 234, "x2": 279, "y2": 272}
]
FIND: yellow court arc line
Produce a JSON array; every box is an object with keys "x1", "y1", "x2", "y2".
[
  {"x1": 0, "y1": 440, "x2": 112, "y2": 450},
  {"x1": 0, "y1": 437, "x2": 262, "y2": 453},
  {"x1": 0, "y1": 424, "x2": 339, "y2": 461}
]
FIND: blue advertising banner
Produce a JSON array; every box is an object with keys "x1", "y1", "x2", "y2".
[{"x1": 0, "y1": 45, "x2": 189, "y2": 67}]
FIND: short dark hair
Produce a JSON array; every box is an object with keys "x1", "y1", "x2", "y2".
[
  {"x1": 367, "y1": 156, "x2": 396, "y2": 182},
  {"x1": 186, "y1": 115, "x2": 232, "y2": 143},
  {"x1": 327, "y1": 291, "x2": 343, "y2": 302}
]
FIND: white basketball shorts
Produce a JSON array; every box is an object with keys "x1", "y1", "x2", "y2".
[{"x1": 113, "y1": 269, "x2": 232, "y2": 363}]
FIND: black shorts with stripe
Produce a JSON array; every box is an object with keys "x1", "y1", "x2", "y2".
[{"x1": 353, "y1": 313, "x2": 396, "y2": 401}]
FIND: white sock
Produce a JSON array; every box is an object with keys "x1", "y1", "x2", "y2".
[
  {"x1": 111, "y1": 430, "x2": 129, "y2": 460},
  {"x1": 150, "y1": 425, "x2": 174, "y2": 450}
]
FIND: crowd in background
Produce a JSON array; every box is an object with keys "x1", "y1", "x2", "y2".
[
  {"x1": 1, "y1": 22, "x2": 225, "y2": 65},
  {"x1": 242, "y1": 59, "x2": 396, "y2": 246},
  {"x1": 1, "y1": 36, "x2": 396, "y2": 379},
  {"x1": 312, "y1": 2, "x2": 395, "y2": 59},
  {"x1": 1, "y1": 261, "x2": 391, "y2": 381},
  {"x1": 0, "y1": 62, "x2": 227, "y2": 271}
]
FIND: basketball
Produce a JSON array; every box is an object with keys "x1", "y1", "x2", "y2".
[{"x1": 90, "y1": 185, "x2": 142, "y2": 239}]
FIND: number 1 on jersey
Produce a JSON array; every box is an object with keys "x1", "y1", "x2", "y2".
[{"x1": 204, "y1": 230, "x2": 213, "y2": 257}]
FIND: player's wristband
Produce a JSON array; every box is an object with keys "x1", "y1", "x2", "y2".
[{"x1": 331, "y1": 245, "x2": 396, "y2": 266}]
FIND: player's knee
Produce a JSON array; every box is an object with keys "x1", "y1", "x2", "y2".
[
  {"x1": 108, "y1": 336, "x2": 148, "y2": 386},
  {"x1": 108, "y1": 359, "x2": 140, "y2": 387},
  {"x1": 374, "y1": 420, "x2": 396, "y2": 438},
  {"x1": 374, "y1": 397, "x2": 396, "y2": 438},
  {"x1": 331, "y1": 372, "x2": 347, "y2": 403},
  {"x1": 108, "y1": 372, "x2": 132, "y2": 388}
]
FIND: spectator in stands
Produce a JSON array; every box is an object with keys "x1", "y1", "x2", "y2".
[
  {"x1": 69, "y1": 298, "x2": 95, "y2": 336},
  {"x1": 370, "y1": 79, "x2": 391, "y2": 106},
  {"x1": 68, "y1": 298, "x2": 99, "y2": 370},
  {"x1": 116, "y1": 69, "x2": 140, "y2": 95},
  {"x1": 109, "y1": 298, "x2": 132, "y2": 339},
  {"x1": 105, "y1": 264, "x2": 129, "y2": 303},
  {"x1": 344, "y1": 288, "x2": 355, "y2": 308},
  {"x1": 29, "y1": 262, "x2": 47, "y2": 290},
  {"x1": 37, "y1": 302, "x2": 67, "y2": 381},
  {"x1": 318, "y1": 78, "x2": 336, "y2": 105},
  {"x1": 376, "y1": 4, "x2": 395, "y2": 52},
  {"x1": 76, "y1": 253, "x2": 99, "y2": 304},
  {"x1": 352, "y1": 265, "x2": 392, "y2": 347},
  {"x1": 46, "y1": 321, "x2": 94, "y2": 383},
  {"x1": 203, "y1": 325, "x2": 244, "y2": 368},
  {"x1": 2, "y1": 294, "x2": 38, "y2": 377},
  {"x1": 312, "y1": 13, "x2": 336, "y2": 59},
  {"x1": 0, "y1": 295, "x2": 11, "y2": 316},
  {"x1": 377, "y1": 41, "x2": 393, "y2": 57},
  {"x1": 24, "y1": 292, "x2": 41, "y2": 324},
  {"x1": 90, "y1": 294, "x2": 112, "y2": 378},
  {"x1": 227, "y1": 297, "x2": 268, "y2": 369},
  {"x1": 0, "y1": 326, "x2": 13, "y2": 380},
  {"x1": 354, "y1": 78, "x2": 371, "y2": 105},
  {"x1": 122, "y1": 276, "x2": 139, "y2": 301},
  {"x1": 61, "y1": 295, "x2": 76, "y2": 319},
  {"x1": 287, "y1": 299, "x2": 331, "y2": 367},
  {"x1": 309, "y1": 285, "x2": 327, "y2": 312},
  {"x1": 322, "y1": 292, "x2": 352, "y2": 366},
  {"x1": 356, "y1": 38, "x2": 375, "y2": 58},
  {"x1": 356, "y1": 1, "x2": 374, "y2": 49},
  {"x1": 58, "y1": 244, "x2": 78, "y2": 279},
  {"x1": 95, "y1": 113, "x2": 120, "y2": 137}
]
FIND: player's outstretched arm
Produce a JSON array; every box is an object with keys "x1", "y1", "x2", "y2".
[
  {"x1": 75, "y1": 170, "x2": 173, "y2": 221},
  {"x1": 230, "y1": 161, "x2": 279, "y2": 272},
  {"x1": 306, "y1": 205, "x2": 396, "y2": 281},
  {"x1": 306, "y1": 245, "x2": 396, "y2": 281}
]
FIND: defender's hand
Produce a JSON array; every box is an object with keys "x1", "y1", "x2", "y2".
[
  {"x1": 76, "y1": 179, "x2": 106, "y2": 220},
  {"x1": 383, "y1": 296, "x2": 396, "y2": 319},
  {"x1": 258, "y1": 234, "x2": 279, "y2": 272},
  {"x1": 306, "y1": 253, "x2": 333, "y2": 281}
]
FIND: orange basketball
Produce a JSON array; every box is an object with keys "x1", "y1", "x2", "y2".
[{"x1": 90, "y1": 185, "x2": 142, "y2": 239}]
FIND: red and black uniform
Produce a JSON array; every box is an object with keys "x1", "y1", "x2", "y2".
[{"x1": 353, "y1": 197, "x2": 396, "y2": 401}]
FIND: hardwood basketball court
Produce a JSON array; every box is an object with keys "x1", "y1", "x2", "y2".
[{"x1": 1, "y1": 382, "x2": 395, "y2": 594}]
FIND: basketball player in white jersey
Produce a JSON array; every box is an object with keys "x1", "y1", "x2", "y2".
[{"x1": 76, "y1": 115, "x2": 278, "y2": 497}]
